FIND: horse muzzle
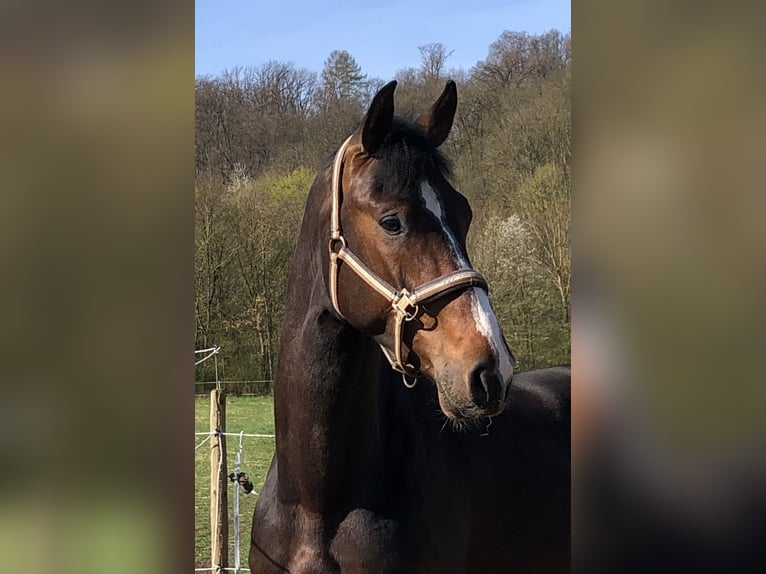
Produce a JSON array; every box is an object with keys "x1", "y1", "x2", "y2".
[
  {"x1": 468, "y1": 363, "x2": 509, "y2": 414},
  {"x1": 434, "y1": 363, "x2": 511, "y2": 420}
]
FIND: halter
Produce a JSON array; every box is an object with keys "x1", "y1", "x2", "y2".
[{"x1": 328, "y1": 135, "x2": 489, "y2": 387}]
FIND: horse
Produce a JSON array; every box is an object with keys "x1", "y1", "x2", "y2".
[{"x1": 249, "y1": 80, "x2": 570, "y2": 573}]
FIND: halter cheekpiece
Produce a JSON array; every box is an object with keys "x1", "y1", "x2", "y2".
[{"x1": 328, "y1": 135, "x2": 489, "y2": 387}]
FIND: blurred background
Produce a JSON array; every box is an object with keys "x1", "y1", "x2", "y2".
[
  {"x1": 0, "y1": 1, "x2": 193, "y2": 572},
  {"x1": 575, "y1": 0, "x2": 766, "y2": 571},
  {"x1": 0, "y1": 0, "x2": 764, "y2": 572}
]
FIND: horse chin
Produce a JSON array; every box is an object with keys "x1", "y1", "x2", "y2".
[{"x1": 434, "y1": 379, "x2": 505, "y2": 422}]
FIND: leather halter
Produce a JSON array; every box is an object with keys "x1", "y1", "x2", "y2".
[{"x1": 327, "y1": 135, "x2": 489, "y2": 387}]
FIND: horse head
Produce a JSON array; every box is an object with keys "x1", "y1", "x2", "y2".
[{"x1": 323, "y1": 80, "x2": 515, "y2": 420}]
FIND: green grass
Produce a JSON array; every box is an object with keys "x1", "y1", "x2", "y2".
[{"x1": 195, "y1": 395, "x2": 275, "y2": 568}]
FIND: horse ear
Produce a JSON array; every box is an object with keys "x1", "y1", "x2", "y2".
[
  {"x1": 361, "y1": 80, "x2": 397, "y2": 155},
  {"x1": 416, "y1": 80, "x2": 457, "y2": 147}
]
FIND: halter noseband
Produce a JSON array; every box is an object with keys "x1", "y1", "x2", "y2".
[{"x1": 327, "y1": 135, "x2": 489, "y2": 387}]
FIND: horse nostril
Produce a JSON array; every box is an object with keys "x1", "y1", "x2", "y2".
[{"x1": 469, "y1": 364, "x2": 503, "y2": 407}]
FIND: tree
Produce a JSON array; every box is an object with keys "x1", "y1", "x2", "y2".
[
  {"x1": 320, "y1": 50, "x2": 368, "y2": 103},
  {"x1": 471, "y1": 214, "x2": 558, "y2": 369},
  {"x1": 224, "y1": 169, "x2": 312, "y2": 383},
  {"x1": 418, "y1": 43, "x2": 454, "y2": 82},
  {"x1": 515, "y1": 164, "x2": 570, "y2": 320},
  {"x1": 195, "y1": 175, "x2": 240, "y2": 377}
]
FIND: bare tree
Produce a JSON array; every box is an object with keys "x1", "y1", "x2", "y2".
[{"x1": 418, "y1": 43, "x2": 454, "y2": 82}]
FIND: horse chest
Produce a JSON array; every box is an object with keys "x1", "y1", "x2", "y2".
[
  {"x1": 328, "y1": 494, "x2": 470, "y2": 573},
  {"x1": 269, "y1": 507, "x2": 463, "y2": 574},
  {"x1": 251, "y1": 480, "x2": 470, "y2": 573}
]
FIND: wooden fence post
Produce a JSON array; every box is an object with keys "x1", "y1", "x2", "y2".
[{"x1": 210, "y1": 389, "x2": 228, "y2": 571}]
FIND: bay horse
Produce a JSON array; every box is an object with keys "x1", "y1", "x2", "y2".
[{"x1": 249, "y1": 80, "x2": 570, "y2": 573}]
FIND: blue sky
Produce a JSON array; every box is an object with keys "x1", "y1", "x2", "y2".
[{"x1": 196, "y1": 0, "x2": 570, "y2": 80}]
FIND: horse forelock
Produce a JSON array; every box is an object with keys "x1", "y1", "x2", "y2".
[{"x1": 371, "y1": 119, "x2": 452, "y2": 191}]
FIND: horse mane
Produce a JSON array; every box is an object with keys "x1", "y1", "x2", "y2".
[{"x1": 319, "y1": 118, "x2": 453, "y2": 201}]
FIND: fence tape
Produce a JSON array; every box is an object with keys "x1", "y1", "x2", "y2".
[
  {"x1": 195, "y1": 346, "x2": 222, "y2": 365},
  {"x1": 195, "y1": 431, "x2": 275, "y2": 438}
]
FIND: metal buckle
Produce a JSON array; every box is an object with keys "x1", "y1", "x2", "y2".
[{"x1": 392, "y1": 289, "x2": 419, "y2": 320}]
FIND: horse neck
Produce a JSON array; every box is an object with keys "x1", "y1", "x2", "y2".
[{"x1": 272, "y1": 177, "x2": 387, "y2": 514}]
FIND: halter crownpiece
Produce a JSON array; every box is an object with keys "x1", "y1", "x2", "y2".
[{"x1": 327, "y1": 135, "x2": 489, "y2": 387}]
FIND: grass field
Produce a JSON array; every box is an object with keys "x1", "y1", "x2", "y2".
[{"x1": 195, "y1": 395, "x2": 275, "y2": 568}]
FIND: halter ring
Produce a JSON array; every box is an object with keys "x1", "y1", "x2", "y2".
[
  {"x1": 403, "y1": 305, "x2": 420, "y2": 321},
  {"x1": 328, "y1": 235, "x2": 347, "y2": 255}
]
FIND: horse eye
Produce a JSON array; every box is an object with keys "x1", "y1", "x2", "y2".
[{"x1": 379, "y1": 215, "x2": 403, "y2": 235}]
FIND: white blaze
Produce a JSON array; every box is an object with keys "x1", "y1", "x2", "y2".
[
  {"x1": 419, "y1": 181, "x2": 468, "y2": 268},
  {"x1": 472, "y1": 289, "x2": 515, "y2": 381},
  {"x1": 419, "y1": 181, "x2": 514, "y2": 380}
]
